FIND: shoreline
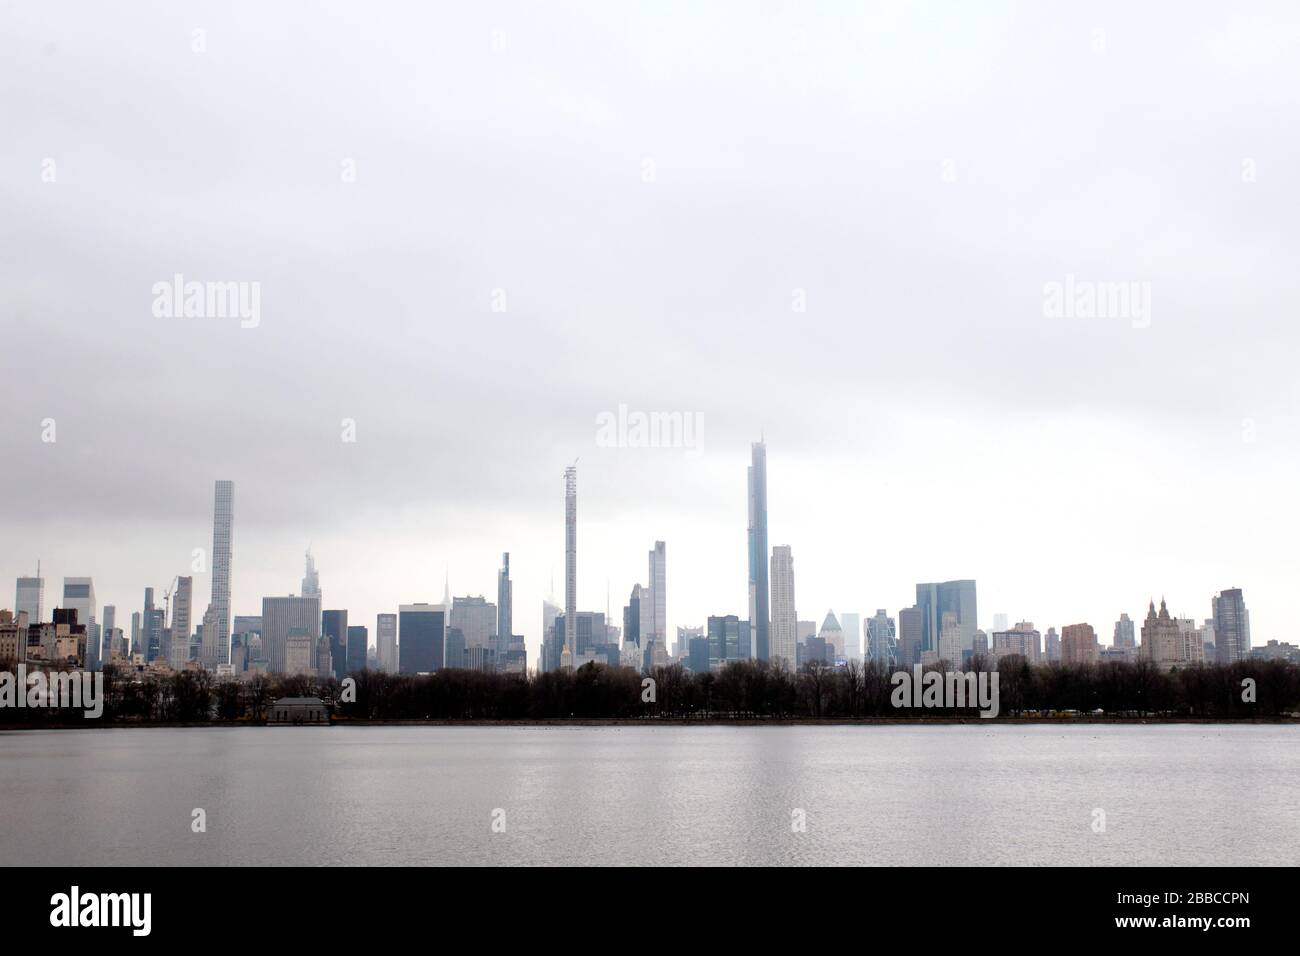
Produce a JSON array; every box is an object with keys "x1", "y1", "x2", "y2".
[{"x1": 2, "y1": 715, "x2": 1297, "y2": 730}]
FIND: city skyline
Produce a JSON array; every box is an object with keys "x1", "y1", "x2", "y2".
[
  {"x1": 2, "y1": 451, "x2": 1265, "y2": 673},
  {"x1": 4, "y1": 6, "x2": 1297, "y2": 678}
]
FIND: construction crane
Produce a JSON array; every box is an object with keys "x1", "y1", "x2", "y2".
[{"x1": 163, "y1": 576, "x2": 178, "y2": 632}]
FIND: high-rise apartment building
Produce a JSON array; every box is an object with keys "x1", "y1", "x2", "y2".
[
  {"x1": 747, "y1": 441, "x2": 770, "y2": 661},
  {"x1": 897, "y1": 606, "x2": 923, "y2": 667},
  {"x1": 1113, "y1": 613, "x2": 1136, "y2": 649},
  {"x1": 171, "y1": 576, "x2": 193, "y2": 668},
  {"x1": 769, "y1": 545, "x2": 796, "y2": 667},
  {"x1": 1213, "y1": 588, "x2": 1249, "y2": 665},
  {"x1": 564, "y1": 466, "x2": 577, "y2": 665},
  {"x1": 207, "y1": 480, "x2": 234, "y2": 665},
  {"x1": 992, "y1": 621, "x2": 1041, "y2": 664},
  {"x1": 647, "y1": 541, "x2": 666, "y2": 654},
  {"x1": 1060, "y1": 623, "x2": 1099, "y2": 665},
  {"x1": 496, "y1": 553, "x2": 512, "y2": 658}
]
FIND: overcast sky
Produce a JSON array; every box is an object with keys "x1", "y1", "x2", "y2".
[{"x1": 3, "y1": 2, "x2": 1298, "y2": 663}]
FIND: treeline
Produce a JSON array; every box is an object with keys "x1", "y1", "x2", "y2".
[{"x1": 2, "y1": 656, "x2": 1297, "y2": 724}]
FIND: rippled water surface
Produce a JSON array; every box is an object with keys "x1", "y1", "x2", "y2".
[{"x1": 2, "y1": 725, "x2": 1296, "y2": 865}]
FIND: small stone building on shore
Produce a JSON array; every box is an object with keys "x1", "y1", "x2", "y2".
[{"x1": 268, "y1": 696, "x2": 330, "y2": 725}]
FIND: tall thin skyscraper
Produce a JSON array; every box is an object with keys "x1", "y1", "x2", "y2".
[
  {"x1": 563, "y1": 465, "x2": 577, "y2": 663},
  {"x1": 16, "y1": 574, "x2": 43, "y2": 623},
  {"x1": 769, "y1": 545, "x2": 796, "y2": 667},
  {"x1": 748, "y1": 441, "x2": 770, "y2": 661},
  {"x1": 497, "y1": 553, "x2": 512, "y2": 654},
  {"x1": 647, "y1": 541, "x2": 666, "y2": 652},
  {"x1": 208, "y1": 480, "x2": 234, "y2": 665}
]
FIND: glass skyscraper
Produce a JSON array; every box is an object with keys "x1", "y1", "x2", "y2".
[{"x1": 747, "y1": 440, "x2": 770, "y2": 661}]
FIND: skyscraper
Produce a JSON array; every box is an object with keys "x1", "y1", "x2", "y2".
[
  {"x1": 62, "y1": 578, "x2": 95, "y2": 634},
  {"x1": 1113, "y1": 613, "x2": 1136, "y2": 650},
  {"x1": 302, "y1": 549, "x2": 321, "y2": 603},
  {"x1": 915, "y1": 580, "x2": 977, "y2": 658},
  {"x1": 542, "y1": 589, "x2": 562, "y2": 671},
  {"x1": 141, "y1": 586, "x2": 163, "y2": 662},
  {"x1": 376, "y1": 612, "x2": 398, "y2": 673},
  {"x1": 171, "y1": 576, "x2": 193, "y2": 669},
  {"x1": 840, "y1": 612, "x2": 861, "y2": 662},
  {"x1": 15, "y1": 575, "x2": 43, "y2": 624},
  {"x1": 897, "y1": 606, "x2": 923, "y2": 667},
  {"x1": 323, "y1": 609, "x2": 349, "y2": 681},
  {"x1": 101, "y1": 604, "x2": 116, "y2": 662},
  {"x1": 647, "y1": 540, "x2": 666, "y2": 654},
  {"x1": 622, "y1": 585, "x2": 643, "y2": 649},
  {"x1": 992, "y1": 621, "x2": 1041, "y2": 664},
  {"x1": 399, "y1": 603, "x2": 444, "y2": 674},
  {"x1": 62, "y1": 578, "x2": 95, "y2": 667},
  {"x1": 346, "y1": 625, "x2": 368, "y2": 674},
  {"x1": 1061, "y1": 623, "x2": 1099, "y2": 665},
  {"x1": 262, "y1": 595, "x2": 322, "y2": 674},
  {"x1": 208, "y1": 480, "x2": 234, "y2": 665},
  {"x1": 451, "y1": 596, "x2": 496, "y2": 651},
  {"x1": 1213, "y1": 588, "x2": 1249, "y2": 665},
  {"x1": 769, "y1": 544, "x2": 796, "y2": 667},
  {"x1": 747, "y1": 441, "x2": 770, "y2": 661},
  {"x1": 818, "y1": 611, "x2": 843, "y2": 660},
  {"x1": 497, "y1": 553, "x2": 512, "y2": 658},
  {"x1": 707, "y1": 614, "x2": 741, "y2": 669},
  {"x1": 563, "y1": 465, "x2": 577, "y2": 665},
  {"x1": 1044, "y1": 627, "x2": 1060, "y2": 662},
  {"x1": 867, "y1": 609, "x2": 897, "y2": 665}
]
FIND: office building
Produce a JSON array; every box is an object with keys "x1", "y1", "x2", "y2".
[
  {"x1": 399, "y1": 603, "x2": 445, "y2": 674},
  {"x1": 262, "y1": 595, "x2": 323, "y2": 674},
  {"x1": 376, "y1": 613, "x2": 398, "y2": 673}
]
